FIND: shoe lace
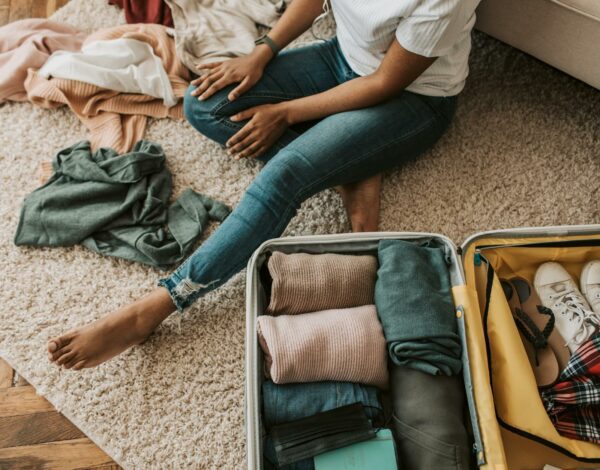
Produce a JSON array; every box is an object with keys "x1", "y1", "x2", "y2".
[{"x1": 550, "y1": 289, "x2": 600, "y2": 348}]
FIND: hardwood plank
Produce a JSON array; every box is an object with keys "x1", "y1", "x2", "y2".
[
  {"x1": 0, "y1": 411, "x2": 85, "y2": 448},
  {"x1": 0, "y1": 438, "x2": 114, "y2": 470},
  {"x1": 0, "y1": 386, "x2": 54, "y2": 418},
  {"x1": 45, "y1": 0, "x2": 69, "y2": 17},
  {"x1": 30, "y1": 0, "x2": 48, "y2": 18},
  {"x1": 8, "y1": 0, "x2": 33, "y2": 22},
  {"x1": 0, "y1": 358, "x2": 13, "y2": 388},
  {"x1": 13, "y1": 373, "x2": 29, "y2": 387},
  {"x1": 76, "y1": 464, "x2": 121, "y2": 470},
  {"x1": 0, "y1": 5, "x2": 9, "y2": 26}
]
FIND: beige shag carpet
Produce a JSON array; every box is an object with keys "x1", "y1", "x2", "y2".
[{"x1": 0, "y1": 0, "x2": 598, "y2": 468}]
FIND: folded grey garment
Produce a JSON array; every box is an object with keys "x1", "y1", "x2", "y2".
[
  {"x1": 390, "y1": 365, "x2": 471, "y2": 470},
  {"x1": 266, "y1": 251, "x2": 378, "y2": 315}
]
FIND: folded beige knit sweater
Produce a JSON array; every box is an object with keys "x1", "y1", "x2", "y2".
[
  {"x1": 257, "y1": 305, "x2": 389, "y2": 389},
  {"x1": 266, "y1": 251, "x2": 378, "y2": 315}
]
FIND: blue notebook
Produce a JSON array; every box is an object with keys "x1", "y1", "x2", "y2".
[{"x1": 313, "y1": 429, "x2": 398, "y2": 470}]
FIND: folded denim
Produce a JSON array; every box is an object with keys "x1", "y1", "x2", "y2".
[
  {"x1": 262, "y1": 380, "x2": 383, "y2": 428},
  {"x1": 266, "y1": 251, "x2": 378, "y2": 315},
  {"x1": 257, "y1": 305, "x2": 389, "y2": 389},
  {"x1": 390, "y1": 365, "x2": 471, "y2": 469},
  {"x1": 262, "y1": 380, "x2": 383, "y2": 470},
  {"x1": 375, "y1": 239, "x2": 462, "y2": 376}
]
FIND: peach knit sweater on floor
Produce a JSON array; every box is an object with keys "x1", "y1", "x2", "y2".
[
  {"x1": 257, "y1": 305, "x2": 389, "y2": 389},
  {"x1": 266, "y1": 251, "x2": 378, "y2": 315},
  {"x1": 25, "y1": 24, "x2": 190, "y2": 153}
]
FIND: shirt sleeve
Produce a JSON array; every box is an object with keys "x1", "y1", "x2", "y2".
[{"x1": 395, "y1": 0, "x2": 468, "y2": 58}]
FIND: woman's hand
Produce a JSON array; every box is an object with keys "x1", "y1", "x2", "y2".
[
  {"x1": 191, "y1": 46, "x2": 273, "y2": 102},
  {"x1": 226, "y1": 103, "x2": 292, "y2": 160}
]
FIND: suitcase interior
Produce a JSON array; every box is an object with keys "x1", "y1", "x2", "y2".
[
  {"x1": 460, "y1": 225, "x2": 600, "y2": 469},
  {"x1": 245, "y1": 232, "x2": 480, "y2": 470},
  {"x1": 245, "y1": 225, "x2": 600, "y2": 469}
]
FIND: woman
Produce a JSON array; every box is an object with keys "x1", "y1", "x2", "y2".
[{"x1": 47, "y1": 0, "x2": 478, "y2": 369}]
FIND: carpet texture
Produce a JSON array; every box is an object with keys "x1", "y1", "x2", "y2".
[{"x1": 0, "y1": 1, "x2": 598, "y2": 468}]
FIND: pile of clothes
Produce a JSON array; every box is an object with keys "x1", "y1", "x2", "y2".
[
  {"x1": 258, "y1": 240, "x2": 472, "y2": 469},
  {"x1": 1, "y1": 0, "x2": 288, "y2": 266}
]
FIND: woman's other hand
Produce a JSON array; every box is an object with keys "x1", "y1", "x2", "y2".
[
  {"x1": 191, "y1": 45, "x2": 273, "y2": 102},
  {"x1": 225, "y1": 103, "x2": 291, "y2": 160}
]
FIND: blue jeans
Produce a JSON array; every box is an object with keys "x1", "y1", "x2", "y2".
[{"x1": 159, "y1": 38, "x2": 457, "y2": 311}]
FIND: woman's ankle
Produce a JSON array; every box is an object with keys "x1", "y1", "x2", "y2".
[{"x1": 130, "y1": 288, "x2": 177, "y2": 338}]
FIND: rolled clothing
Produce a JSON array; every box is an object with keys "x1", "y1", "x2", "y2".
[
  {"x1": 390, "y1": 365, "x2": 471, "y2": 469},
  {"x1": 375, "y1": 239, "x2": 462, "y2": 376},
  {"x1": 14, "y1": 140, "x2": 230, "y2": 269},
  {"x1": 262, "y1": 380, "x2": 383, "y2": 470},
  {"x1": 257, "y1": 305, "x2": 389, "y2": 389},
  {"x1": 266, "y1": 251, "x2": 378, "y2": 315}
]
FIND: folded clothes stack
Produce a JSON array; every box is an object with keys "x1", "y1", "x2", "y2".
[
  {"x1": 257, "y1": 244, "x2": 470, "y2": 469},
  {"x1": 376, "y1": 239, "x2": 462, "y2": 376}
]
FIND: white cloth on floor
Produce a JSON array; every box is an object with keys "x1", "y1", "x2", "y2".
[
  {"x1": 164, "y1": 0, "x2": 285, "y2": 74},
  {"x1": 39, "y1": 37, "x2": 177, "y2": 107}
]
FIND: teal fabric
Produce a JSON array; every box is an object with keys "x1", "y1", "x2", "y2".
[
  {"x1": 14, "y1": 140, "x2": 230, "y2": 269},
  {"x1": 375, "y1": 239, "x2": 462, "y2": 376}
]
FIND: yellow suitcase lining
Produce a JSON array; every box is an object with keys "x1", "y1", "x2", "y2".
[{"x1": 462, "y1": 232, "x2": 600, "y2": 469}]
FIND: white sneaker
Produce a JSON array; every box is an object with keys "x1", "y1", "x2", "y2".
[
  {"x1": 581, "y1": 260, "x2": 600, "y2": 315},
  {"x1": 534, "y1": 262, "x2": 600, "y2": 353}
]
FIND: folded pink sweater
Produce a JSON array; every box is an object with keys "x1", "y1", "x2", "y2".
[
  {"x1": 257, "y1": 305, "x2": 389, "y2": 389},
  {"x1": 267, "y1": 251, "x2": 378, "y2": 315}
]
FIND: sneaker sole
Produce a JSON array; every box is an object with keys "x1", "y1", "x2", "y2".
[{"x1": 580, "y1": 260, "x2": 595, "y2": 297}]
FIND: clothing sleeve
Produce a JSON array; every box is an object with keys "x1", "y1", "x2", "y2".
[{"x1": 395, "y1": 0, "x2": 468, "y2": 58}]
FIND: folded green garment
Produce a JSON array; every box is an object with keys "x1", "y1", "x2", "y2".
[
  {"x1": 14, "y1": 140, "x2": 230, "y2": 269},
  {"x1": 314, "y1": 429, "x2": 397, "y2": 470},
  {"x1": 375, "y1": 239, "x2": 461, "y2": 376}
]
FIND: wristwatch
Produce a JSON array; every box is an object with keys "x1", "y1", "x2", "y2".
[{"x1": 254, "y1": 34, "x2": 281, "y2": 56}]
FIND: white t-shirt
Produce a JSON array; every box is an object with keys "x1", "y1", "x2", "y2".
[{"x1": 330, "y1": 0, "x2": 480, "y2": 96}]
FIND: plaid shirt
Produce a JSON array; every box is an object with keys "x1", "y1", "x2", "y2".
[{"x1": 540, "y1": 333, "x2": 600, "y2": 443}]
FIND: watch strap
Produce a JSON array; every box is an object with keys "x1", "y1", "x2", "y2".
[{"x1": 255, "y1": 34, "x2": 280, "y2": 56}]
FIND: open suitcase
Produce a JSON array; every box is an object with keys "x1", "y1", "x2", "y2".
[{"x1": 245, "y1": 224, "x2": 600, "y2": 469}]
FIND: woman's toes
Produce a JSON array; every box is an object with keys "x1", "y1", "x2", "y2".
[
  {"x1": 56, "y1": 351, "x2": 76, "y2": 366},
  {"x1": 47, "y1": 340, "x2": 59, "y2": 353},
  {"x1": 47, "y1": 335, "x2": 72, "y2": 354},
  {"x1": 71, "y1": 360, "x2": 87, "y2": 371},
  {"x1": 50, "y1": 347, "x2": 70, "y2": 362}
]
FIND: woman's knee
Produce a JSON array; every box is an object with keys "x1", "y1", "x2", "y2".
[{"x1": 183, "y1": 84, "x2": 232, "y2": 132}]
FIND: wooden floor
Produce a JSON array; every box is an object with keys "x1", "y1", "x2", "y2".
[
  {"x1": 0, "y1": 0, "x2": 70, "y2": 25},
  {"x1": 0, "y1": 359, "x2": 120, "y2": 469}
]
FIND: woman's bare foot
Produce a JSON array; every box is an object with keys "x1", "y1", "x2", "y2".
[
  {"x1": 337, "y1": 174, "x2": 382, "y2": 232},
  {"x1": 47, "y1": 288, "x2": 175, "y2": 370}
]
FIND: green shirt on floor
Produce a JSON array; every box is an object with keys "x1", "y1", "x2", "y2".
[{"x1": 14, "y1": 140, "x2": 230, "y2": 270}]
